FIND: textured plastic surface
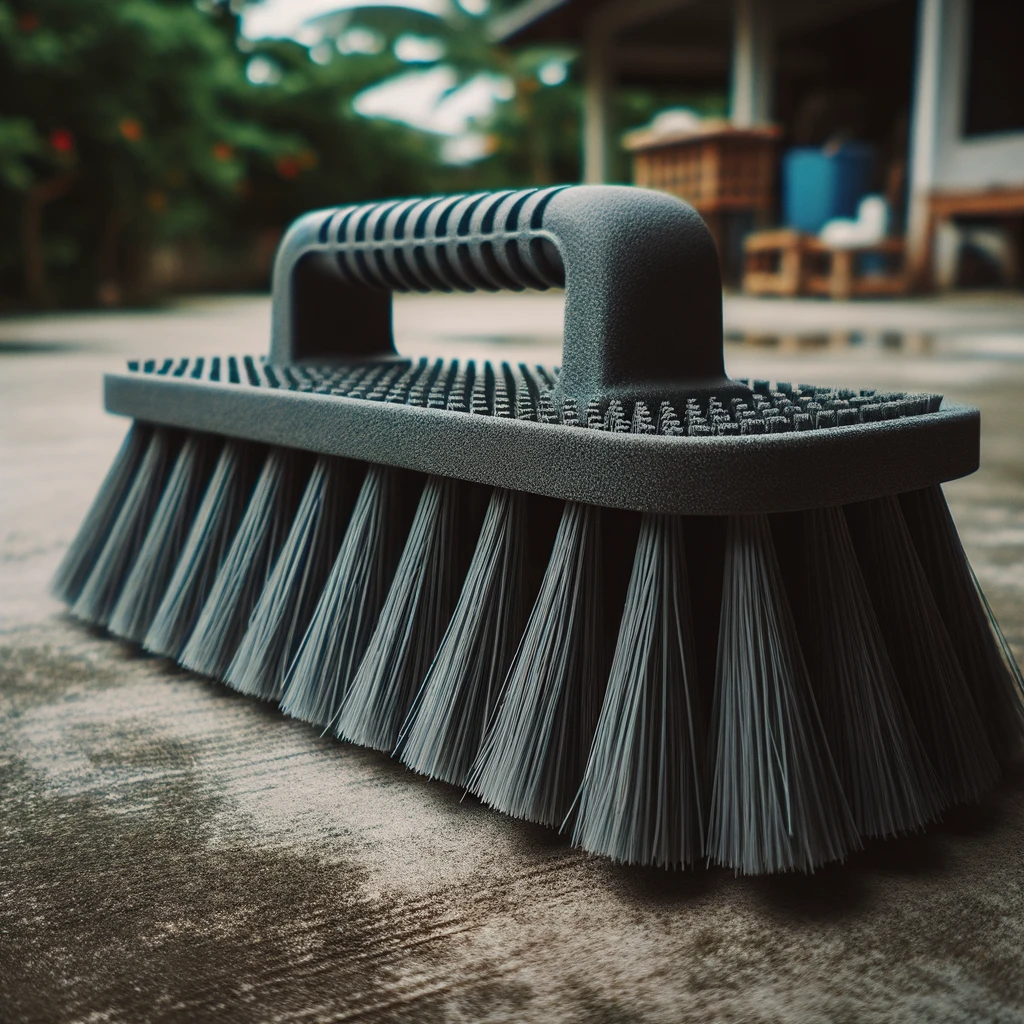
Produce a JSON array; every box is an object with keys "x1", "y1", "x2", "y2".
[
  {"x1": 270, "y1": 185, "x2": 740, "y2": 405},
  {"x1": 105, "y1": 357, "x2": 979, "y2": 515},
  {"x1": 103, "y1": 185, "x2": 981, "y2": 513}
]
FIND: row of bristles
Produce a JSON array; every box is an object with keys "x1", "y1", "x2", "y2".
[
  {"x1": 128, "y1": 355, "x2": 940, "y2": 434},
  {"x1": 55, "y1": 421, "x2": 1022, "y2": 873}
]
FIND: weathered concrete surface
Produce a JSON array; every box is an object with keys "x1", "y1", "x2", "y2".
[{"x1": 2, "y1": 293, "x2": 1024, "y2": 1024}]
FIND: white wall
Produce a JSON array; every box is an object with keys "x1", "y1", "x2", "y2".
[{"x1": 922, "y1": 0, "x2": 1024, "y2": 191}]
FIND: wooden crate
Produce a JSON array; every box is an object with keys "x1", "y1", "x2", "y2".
[{"x1": 624, "y1": 123, "x2": 780, "y2": 215}]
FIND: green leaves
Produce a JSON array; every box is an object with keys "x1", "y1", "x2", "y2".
[
  {"x1": 0, "y1": 118, "x2": 44, "y2": 190},
  {"x1": 0, "y1": 0, "x2": 583, "y2": 306}
]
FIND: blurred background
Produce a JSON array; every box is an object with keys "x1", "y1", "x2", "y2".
[{"x1": 2, "y1": 0, "x2": 1022, "y2": 308}]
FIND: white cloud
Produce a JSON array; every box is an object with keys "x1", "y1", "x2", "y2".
[
  {"x1": 242, "y1": 0, "x2": 447, "y2": 40},
  {"x1": 354, "y1": 68, "x2": 510, "y2": 136}
]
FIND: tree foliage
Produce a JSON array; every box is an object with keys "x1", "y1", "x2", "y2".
[{"x1": 0, "y1": 0, "x2": 583, "y2": 307}]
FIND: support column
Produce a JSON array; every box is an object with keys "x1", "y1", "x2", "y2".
[
  {"x1": 906, "y1": 0, "x2": 944, "y2": 288},
  {"x1": 730, "y1": 0, "x2": 773, "y2": 127},
  {"x1": 583, "y1": 25, "x2": 613, "y2": 184}
]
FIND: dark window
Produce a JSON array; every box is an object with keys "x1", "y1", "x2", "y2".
[{"x1": 964, "y1": 0, "x2": 1024, "y2": 137}]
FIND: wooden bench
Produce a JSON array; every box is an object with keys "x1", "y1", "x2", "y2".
[
  {"x1": 743, "y1": 230, "x2": 909, "y2": 299},
  {"x1": 912, "y1": 186, "x2": 1024, "y2": 289}
]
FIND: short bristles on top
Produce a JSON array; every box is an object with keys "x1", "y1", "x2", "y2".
[{"x1": 54, "y1": 360, "x2": 1024, "y2": 874}]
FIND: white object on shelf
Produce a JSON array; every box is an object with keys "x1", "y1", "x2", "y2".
[{"x1": 819, "y1": 195, "x2": 890, "y2": 247}]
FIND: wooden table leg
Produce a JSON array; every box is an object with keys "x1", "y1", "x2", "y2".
[{"x1": 830, "y1": 249, "x2": 854, "y2": 300}]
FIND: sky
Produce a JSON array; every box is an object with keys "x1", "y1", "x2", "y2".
[{"x1": 242, "y1": 0, "x2": 448, "y2": 39}]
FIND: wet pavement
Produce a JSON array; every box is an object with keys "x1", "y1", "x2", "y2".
[{"x1": 2, "y1": 292, "x2": 1024, "y2": 1023}]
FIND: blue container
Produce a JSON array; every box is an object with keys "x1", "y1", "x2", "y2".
[{"x1": 782, "y1": 143, "x2": 874, "y2": 234}]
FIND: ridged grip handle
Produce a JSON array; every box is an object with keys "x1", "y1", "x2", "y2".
[{"x1": 270, "y1": 184, "x2": 737, "y2": 404}]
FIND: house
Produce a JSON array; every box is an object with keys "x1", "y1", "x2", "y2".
[{"x1": 493, "y1": 0, "x2": 1024, "y2": 287}]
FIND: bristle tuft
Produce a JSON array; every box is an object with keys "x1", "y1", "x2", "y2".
[
  {"x1": 707, "y1": 514, "x2": 859, "y2": 874},
  {"x1": 398, "y1": 488, "x2": 530, "y2": 785},
  {"x1": 335, "y1": 476, "x2": 474, "y2": 751},
  {"x1": 572, "y1": 513, "x2": 705, "y2": 867},
  {"x1": 469, "y1": 502, "x2": 607, "y2": 828},
  {"x1": 280, "y1": 466, "x2": 409, "y2": 728},
  {"x1": 107, "y1": 434, "x2": 220, "y2": 643},
  {"x1": 144, "y1": 440, "x2": 262, "y2": 660},
  {"x1": 179, "y1": 448, "x2": 308, "y2": 680},
  {"x1": 899, "y1": 486, "x2": 1024, "y2": 763},
  {"x1": 71, "y1": 428, "x2": 181, "y2": 627},
  {"x1": 798, "y1": 506, "x2": 943, "y2": 837},
  {"x1": 52, "y1": 422, "x2": 153, "y2": 605},
  {"x1": 224, "y1": 456, "x2": 354, "y2": 701},
  {"x1": 845, "y1": 495, "x2": 1000, "y2": 804}
]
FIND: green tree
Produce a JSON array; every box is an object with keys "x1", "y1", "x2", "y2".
[
  {"x1": 306, "y1": 2, "x2": 582, "y2": 187},
  {"x1": 0, "y1": 0, "x2": 442, "y2": 306}
]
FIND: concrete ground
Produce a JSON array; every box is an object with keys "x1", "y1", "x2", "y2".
[{"x1": 2, "y1": 292, "x2": 1024, "y2": 1023}]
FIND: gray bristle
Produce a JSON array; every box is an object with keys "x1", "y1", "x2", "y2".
[
  {"x1": 178, "y1": 447, "x2": 309, "y2": 680},
  {"x1": 107, "y1": 434, "x2": 221, "y2": 643},
  {"x1": 279, "y1": 466, "x2": 408, "y2": 728},
  {"x1": 631, "y1": 401, "x2": 655, "y2": 434},
  {"x1": 471, "y1": 377, "x2": 489, "y2": 415},
  {"x1": 604, "y1": 400, "x2": 627, "y2": 433},
  {"x1": 899, "y1": 486, "x2": 1024, "y2": 763},
  {"x1": 335, "y1": 475, "x2": 475, "y2": 752},
  {"x1": 144, "y1": 440, "x2": 263, "y2": 660},
  {"x1": 572, "y1": 512, "x2": 705, "y2": 867},
  {"x1": 798, "y1": 506, "x2": 943, "y2": 837},
  {"x1": 397, "y1": 488, "x2": 531, "y2": 785},
  {"x1": 468, "y1": 502, "x2": 606, "y2": 828},
  {"x1": 560, "y1": 397, "x2": 580, "y2": 427},
  {"x1": 224, "y1": 456, "x2": 355, "y2": 701},
  {"x1": 707, "y1": 514, "x2": 860, "y2": 874},
  {"x1": 537, "y1": 392, "x2": 558, "y2": 425},
  {"x1": 493, "y1": 373, "x2": 511, "y2": 419},
  {"x1": 845, "y1": 495, "x2": 1000, "y2": 804},
  {"x1": 71, "y1": 428, "x2": 181, "y2": 627},
  {"x1": 51, "y1": 422, "x2": 153, "y2": 605},
  {"x1": 515, "y1": 381, "x2": 534, "y2": 421},
  {"x1": 656, "y1": 401, "x2": 680, "y2": 435}
]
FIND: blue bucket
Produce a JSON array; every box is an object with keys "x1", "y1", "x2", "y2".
[{"x1": 782, "y1": 143, "x2": 874, "y2": 234}]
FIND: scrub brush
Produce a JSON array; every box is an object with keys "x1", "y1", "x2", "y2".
[{"x1": 53, "y1": 185, "x2": 1024, "y2": 873}]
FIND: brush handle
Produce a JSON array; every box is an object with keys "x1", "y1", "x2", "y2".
[{"x1": 270, "y1": 185, "x2": 739, "y2": 404}]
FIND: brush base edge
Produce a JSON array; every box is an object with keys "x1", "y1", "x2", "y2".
[{"x1": 104, "y1": 372, "x2": 979, "y2": 515}]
